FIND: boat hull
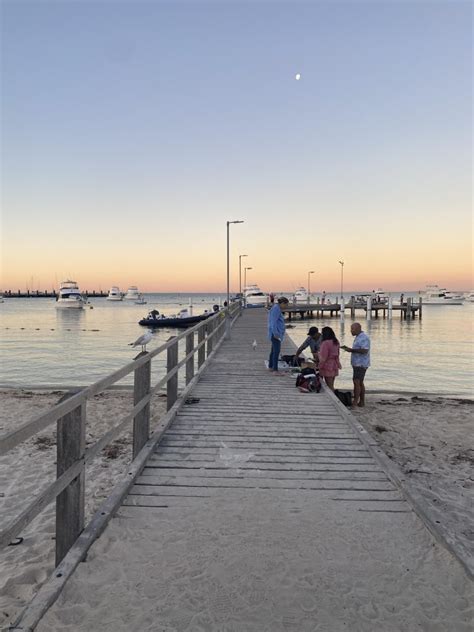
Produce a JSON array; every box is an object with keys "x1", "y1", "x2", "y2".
[
  {"x1": 139, "y1": 314, "x2": 212, "y2": 328},
  {"x1": 422, "y1": 301, "x2": 463, "y2": 305},
  {"x1": 55, "y1": 302, "x2": 84, "y2": 309}
]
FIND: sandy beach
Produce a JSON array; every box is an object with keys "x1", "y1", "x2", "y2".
[
  {"x1": 0, "y1": 388, "x2": 167, "y2": 628},
  {"x1": 0, "y1": 389, "x2": 473, "y2": 629}
]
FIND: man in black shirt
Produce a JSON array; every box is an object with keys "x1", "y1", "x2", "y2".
[{"x1": 295, "y1": 326, "x2": 321, "y2": 363}]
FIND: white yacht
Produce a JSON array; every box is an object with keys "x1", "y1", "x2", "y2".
[
  {"x1": 293, "y1": 287, "x2": 309, "y2": 303},
  {"x1": 244, "y1": 284, "x2": 268, "y2": 308},
  {"x1": 55, "y1": 280, "x2": 85, "y2": 309},
  {"x1": 124, "y1": 286, "x2": 140, "y2": 301},
  {"x1": 421, "y1": 285, "x2": 464, "y2": 305},
  {"x1": 464, "y1": 291, "x2": 474, "y2": 303},
  {"x1": 106, "y1": 286, "x2": 122, "y2": 301}
]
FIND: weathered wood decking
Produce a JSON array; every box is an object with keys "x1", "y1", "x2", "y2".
[
  {"x1": 30, "y1": 309, "x2": 473, "y2": 631},
  {"x1": 127, "y1": 310, "x2": 401, "y2": 509}
]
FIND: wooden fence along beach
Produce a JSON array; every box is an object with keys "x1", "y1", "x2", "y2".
[{"x1": 1, "y1": 304, "x2": 472, "y2": 632}]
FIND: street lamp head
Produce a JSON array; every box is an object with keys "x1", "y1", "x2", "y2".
[
  {"x1": 339, "y1": 260, "x2": 344, "y2": 265},
  {"x1": 228, "y1": 220, "x2": 244, "y2": 225},
  {"x1": 309, "y1": 270, "x2": 315, "y2": 274}
]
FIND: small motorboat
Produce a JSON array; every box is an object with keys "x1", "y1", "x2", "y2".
[
  {"x1": 139, "y1": 307, "x2": 218, "y2": 328},
  {"x1": 135, "y1": 293, "x2": 147, "y2": 305}
]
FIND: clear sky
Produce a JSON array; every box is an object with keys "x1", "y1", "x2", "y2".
[{"x1": 1, "y1": 0, "x2": 472, "y2": 293}]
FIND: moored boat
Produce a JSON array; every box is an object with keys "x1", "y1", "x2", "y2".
[
  {"x1": 139, "y1": 307, "x2": 215, "y2": 328},
  {"x1": 55, "y1": 280, "x2": 85, "y2": 309},
  {"x1": 135, "y1": 294, "x2": 147, "y2": 305},
  {"x1": 292, "y1": 287, "x2": 309, "y2": 303},
  {"x1": 124, "y1": 286, "x2": 140, "y2": 301},
  {"x1": 421, "y1": 285, "x2": 464, "y2": 305},
  {"x1": 106, "y1": 286, "x2": 122, "y2": 301},
  {"x1": 244, "y1": 284, "x2": 268, "y2": 308}
]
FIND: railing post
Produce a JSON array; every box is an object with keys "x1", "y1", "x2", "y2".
[
  {"x1": 133, "y1": 352, "x2": 151, "y2": 459},
  {"x1": 207, "y1": 319, "x2": 214, "y2": 357},
  {"x1": 186, "y1": 331, "x2": 194, "y2": 385},
  {"x1": 56, "y1": 390, "x2": 86, "y2": 566},
  {"x1": 198, "y1": 323, "x2": 205, "y2": 369},
  {"x1": 167, "y1": 336, "x2": 178, "y2": 411}
]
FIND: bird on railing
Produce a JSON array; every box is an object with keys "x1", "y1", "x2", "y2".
[
  {"x1": 252, "y1": 339, "x2": 257, "y2": 350},
  {"x1": 129, "y1": 331, "x2": 153, "y2": 352}
]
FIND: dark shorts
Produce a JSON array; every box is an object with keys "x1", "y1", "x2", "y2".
[{"x1": 353, "y1": 366, "x2": 367, "y2": 381}]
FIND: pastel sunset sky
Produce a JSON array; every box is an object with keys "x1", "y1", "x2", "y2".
[{"x1": 1, "y1": 1, "x2": 472, "y2": 293}]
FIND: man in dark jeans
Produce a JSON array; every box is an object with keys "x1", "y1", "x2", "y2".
[{"x1": 267, "y1": 296, "x2": 289, "y2": 374}]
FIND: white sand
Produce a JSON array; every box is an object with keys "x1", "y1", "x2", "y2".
[
  {"x1": 0, "y1": 388, "x2": 166, "y2": 628},
  {"x1": 353, "y1": 395, "x2": 474, "y2": 557},
  {"x1": 1, "y1": 390, "x2": 473, "y2": 630}
]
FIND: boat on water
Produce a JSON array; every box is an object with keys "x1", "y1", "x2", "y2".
[
  {"x1": 421, "y1": 285, "x2": 464, "y2": 305},
  {"x1": 464, "y1": 291, "x2": 474, "y2": 303},
  {"x1": 244, "y1": 284, "x2": 268, "y2": 308},
  {"x1": 124, "y1": 286, "x2": 140, "y2": 301},
  {"x1": 106, "y1": 286, "x2": 123, "y2": 301},
  {"x1": 139, "y1": 307, "x2": 216, "y2": 328},
  {"x1": 135, "y1": 294, "x2": 147, "y2": 305},
  {"x1": 293, "y1": 287, "x2": 309, "y2": 303},
  {"x1": 55, "y1": 280, "x2": 86, "y2": 309}
]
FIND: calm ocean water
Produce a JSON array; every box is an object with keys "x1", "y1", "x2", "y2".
[{"x1": 0, "y1": 293, "x2": 473, "y2": 397}]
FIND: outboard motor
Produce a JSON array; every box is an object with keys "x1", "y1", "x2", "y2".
[{"x1": 213, "y1": 304, "x2": 219, "y2": 312}]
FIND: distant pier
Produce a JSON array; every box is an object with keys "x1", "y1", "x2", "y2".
[
  {"x1": 283, "y1": 297, "x2": 422, "y2": 320},
  {"x1": 2, "y1": 290, "x2": 108, "y2": 298}
]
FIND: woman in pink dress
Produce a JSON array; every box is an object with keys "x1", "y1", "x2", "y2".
[{"x1": 318, "y1": 326, "x2": 341, "y2": 391}]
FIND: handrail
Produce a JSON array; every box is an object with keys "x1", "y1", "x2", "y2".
[
  {"x1": 0, "y1": 302, "x2": 240, "y2": 561},
  {"x1": 0, "y1": 306, "x2": 232, "y2": 456}
]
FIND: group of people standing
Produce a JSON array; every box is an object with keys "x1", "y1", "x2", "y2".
[{"x1": 267, "y1": 297, "x2": 371, "y2": 407}]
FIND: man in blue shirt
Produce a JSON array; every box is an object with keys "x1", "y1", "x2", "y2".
[
  {"x1": 341, "y1": 322, "x2": 370, "y2": 407},
  {"x1": 268, "y1": 296, "x2": 289, "y2": 374}
]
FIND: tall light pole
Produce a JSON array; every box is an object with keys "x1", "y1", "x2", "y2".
[
  {"x1": 244, "y1": 266, "x2": 253, "y2": 289},
  {"x1": 338, "y1": 260, "x2": 344, "y2": 300},
  {"x1": 226, "y1": 220, "x2": 244, "y2": 337},
  {"x1": 239, "y1": 254, "x2": 248, "y2": 296},
  {"x1": 307, "y1": 270, "x2": 315, "y2": 304}
]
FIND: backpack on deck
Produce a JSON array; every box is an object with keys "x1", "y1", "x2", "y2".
[
  {"x1": 281, "y1": 354, "x2": 305, "y2": 367},
  {"x1": 295, "y1": 368, "x2": 321, "y2": 393},
  {"x1": 335, "y1": 389, "x2": 352, "y2": 407}
]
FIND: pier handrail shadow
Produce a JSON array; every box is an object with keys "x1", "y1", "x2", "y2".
[{"x1": 0, "y1": 302, "x2": 241, "y2": 566}]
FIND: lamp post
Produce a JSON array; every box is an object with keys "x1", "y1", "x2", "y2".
[
  {"x1": 338, "y1": 260, "x2": 344, "y2": 301},
  {"x1": 239, "y1": 254, "x2": 248, "y2": 296},
  {"x1": 307, "y1": 270, "x2": 315, "y2": 304},
  {"x1": 244, "y1": 266, "x2": 253, "y2": 289},
  {"x1": 226, "y1": 220, "x2": 244, "y2": 337}
]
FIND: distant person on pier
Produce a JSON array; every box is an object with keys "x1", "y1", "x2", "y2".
[
  {"x1": 318, "y1": 326, "x2": 341, "y2": 390},
  {"x1": 341, "y1": 322, "x2": 370, "y2": 407},
  {"x1": 295, "y1": 326, "x2": 321, "y2": 364},
  {"x1": 267, "y1": 296, "x2": 289, "y2": 374}
]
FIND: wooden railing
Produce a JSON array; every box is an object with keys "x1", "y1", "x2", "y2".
[{"x1": 0, "y1": 302, "x2": 240, "y2": 567}]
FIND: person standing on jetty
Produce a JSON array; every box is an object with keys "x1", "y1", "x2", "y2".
[
  {"x1": 268, "y1": 296, "x2": 289, "y2": 374},
  {"x1": 341, "y1": 322, "x2": 371, "y2": 407},
  {"x1": 318, "y1": 326, "x2": 341, "y2": 390}
]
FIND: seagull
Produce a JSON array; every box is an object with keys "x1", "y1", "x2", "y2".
[
  {"x1": 252, "y1": 339, "x2": 258, "y2": 350},
  {"x1": 129, "y1": 331, "x2": 153, "y2": 352}
]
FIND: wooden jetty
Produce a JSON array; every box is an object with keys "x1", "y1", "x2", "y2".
[
  {"x1": 3, "y1": 305, "x2": 471, "y2": 631},
  {"x1": 284, "y1": 297, "x2": 422, "y2": 320}
]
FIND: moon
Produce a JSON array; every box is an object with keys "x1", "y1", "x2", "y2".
[{"x1": 295, "y1": 73, "x2": 301, "y2": 80}]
